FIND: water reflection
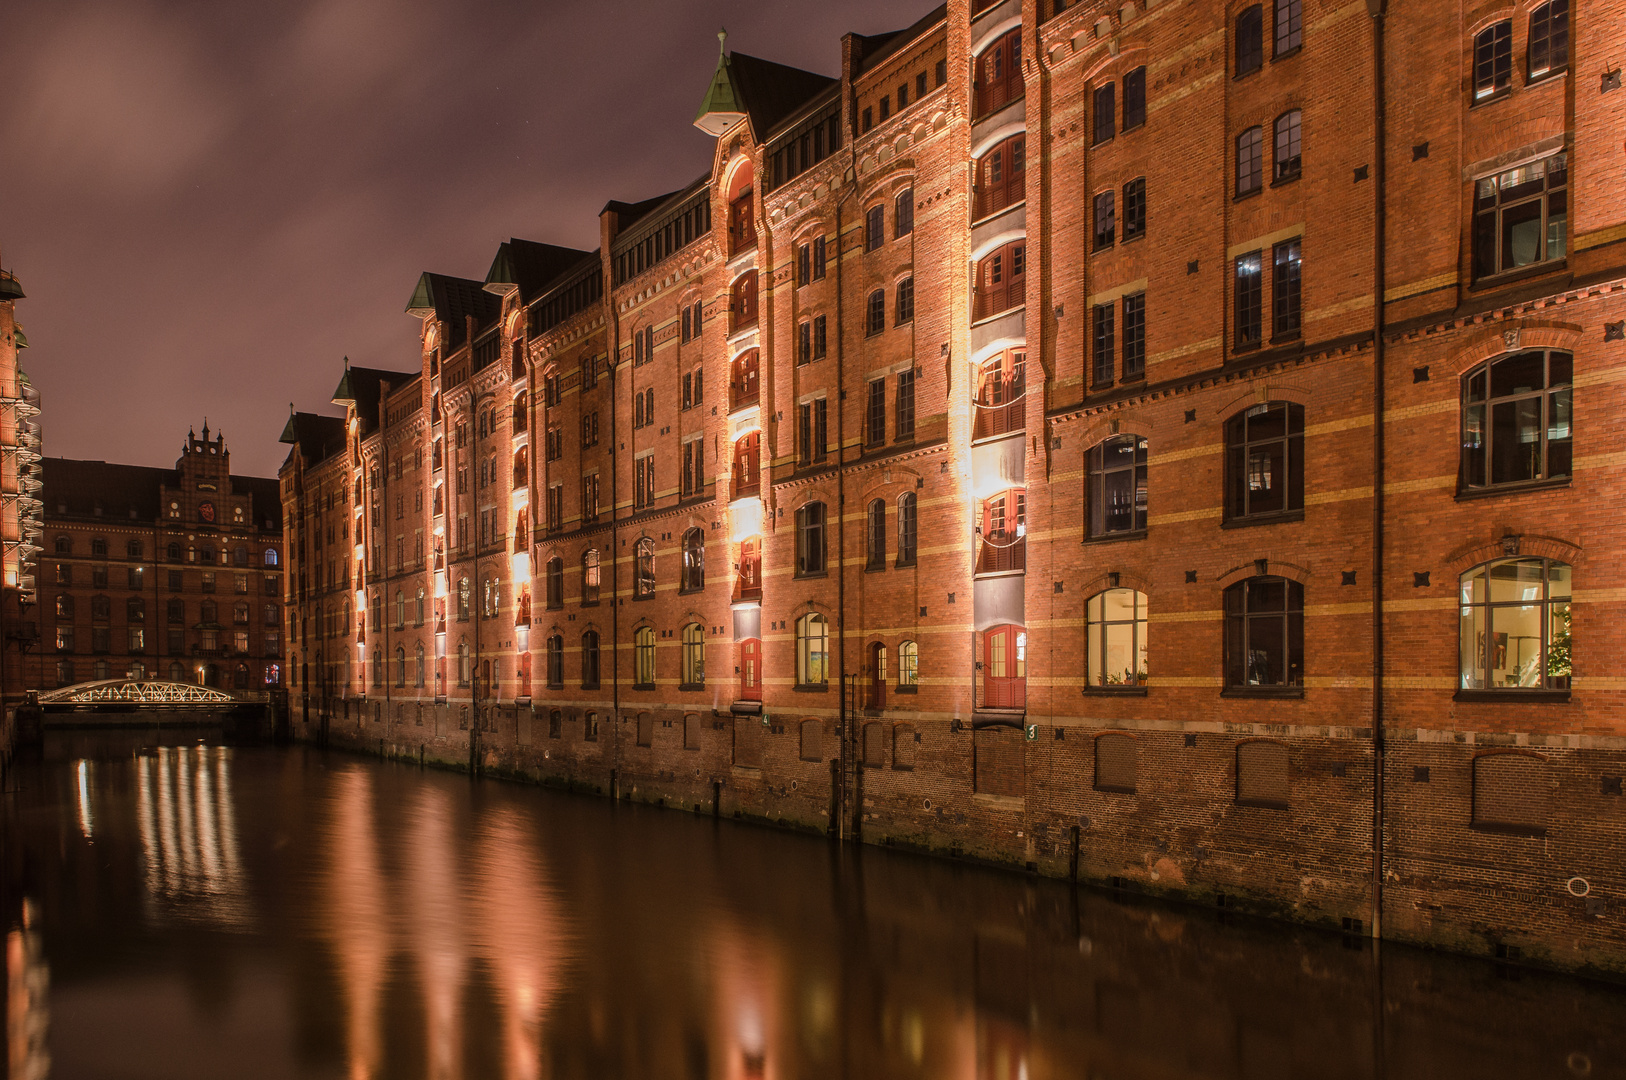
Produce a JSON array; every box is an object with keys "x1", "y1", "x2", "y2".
[{"x1": 4, "y1": 733, "x2": 1625, "y2": 1079}]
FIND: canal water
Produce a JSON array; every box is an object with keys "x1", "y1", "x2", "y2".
[{"x1": 4, "y1": 731, "x2": 1624, "y2": 1079}]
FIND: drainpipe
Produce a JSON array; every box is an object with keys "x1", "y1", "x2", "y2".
[
  {"x1": 834, "y1": 143, "x2": 859, "y2": 839},
  {"x1": 603, "y1": 225, "x2": 623, "y2": 795},
  {"x1": 1367, "y1": 0, "x2": 1388, "y2": 944}
]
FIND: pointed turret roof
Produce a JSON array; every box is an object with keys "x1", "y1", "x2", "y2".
[{"x1": 695, "y1": 33, "x2": 835, "y2": 138}]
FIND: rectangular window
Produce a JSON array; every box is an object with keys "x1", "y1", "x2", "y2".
[
  {"x1": 862, "y1": 106, "x2": 873, "y2": 133},
  {"x1": 1123, "y1": 177, "x2": 1146, "y2": 240},
  {"x1": 798, "y1": 320, "x2": 812, "y2": 365},
  {"x1": 1472, "y1": 153, "x2": 1566, "y2": 279},
  {"x1": 1093, "y1": 190, "x2": 1115, "y2": 250},
  {"x1": 1093, "y1": 83, "x2": 1115, "y2": 145},
  {"x1": 896, "y1": 369, "x2": 915, "y2": 440},
  {"x1": 1123, "y1": 66, "x2": 1146, "y2": 130},
  {"x1": 866, "y1": 205, "x2": 884, "y2": 251},
  {"x1": 797, "y1": 243, "x2": 811, "y2": 286},
  {"x1": 1272, "y1": 240, "x2": 1302, "y2": 339},
  {"x1": 547, "y1": 483, "x2": 563, "y2": 531},
  {"x1": 866, "y1": 379, "x2": 886, "y2": 447},
  {"x1": 1235, "y1": 252, "x2": 1263, "y2": 348},
  {"x1": 682, "y1": 372, "x2": 693, "y2": 409},
  {"x1": 1475, "y1": 20, "x2": 1513, "y2": 100},
  {"x1": 1237, "y1": 127, "x2": 1263, "y2": 195},
  {"x1": 867, "y1": 289, "x2": 886, "y2": 336},
  {"x1": 1122, "y1": 293, "x2": 1146, "y2": 380},
  {"x1": 916, "y1": 71, "x2": 928, "y2": 98},
  {"x1": 896, "y1": 277, "x2": 914, "y2": 324},
  {"x1": 581, "y1": 474, "x2": 599, "y2": 521},
  {"x1": 813, "y1": 315, "x2": 827, "y2": 359},
  {"x1": 634, "y1": 456, "x2": 653, "y2": 509},
  {"x1": 936, "y1": 59, "x2": 947, "y2": 86},
  {"x1": 879, "y1": 95, "x2": 890, "y2": 121},
  {"x1": 813, "y1": 235, "x2": 827, "y2": 279},
  {"x1": 799, "y1": 398, "x2": 829, "y2": 464},
  {"x1": 1529, "y1": 1, "x2": 1569, "y2": 78},
  {"x1": 1093, "y1": 303, "x2": 1116, "y2": 387},
  {"x1": 682, "y1": 439, "x2": 704, "y2": 497},
  {"x1": 1274, "y1": 0, "x2": 1302, "y2": 56}
]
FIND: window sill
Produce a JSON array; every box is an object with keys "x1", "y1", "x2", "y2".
[
  {"x1": 1270, "y1": 170, "x2": 1301, "y2": 189},
  {"x1": 677, "y1": 587, "x2": 705, "y2": 597},
  {"x1": 793, "y1": 684, "x2": 829, "y2": 693},
  {"x1": 1095, "y1": 784, "x2": 1137, "y2": 795},
  {"x1": 1083, "y1": 685, "x2": 1148, "y2": 696},
  {"x1": 631, "y1": 683, "x2": 655, "y2": 692},
  {"x1": 1233, "y1": 187, "x2": 1263, "y2": 204},
  {"x1": 1121, "y1": 231, "x2": 1145, "y2": 245},
  {"x1": 546, "y1": 682, "x2": 564, "y2": 691},
  {"x1": 1272, "y1": 44, "x2": 1301, "y2": 63},
  {"x1": 1470, "y1": 258, "x2": 1568, "y2": 292},
  {"x1": 794, "y1": 571, "x2": 829, "y2": 581},
  {"x1": 1221, "y1": 686, "x2": 1304, "y2": 699},
  {"x1": 1456, "y1": 476, "x2": 1570, "y2": 501},
  {"x1": 1454, "y1": 689, "x2": 1571, "y2": 703},
  {"x1": 631, "y1": 592, "x2": 654, "y2": 602},
  {"x1": 1083, "y1": 528, "x2": 1147, "y2": 546},
  {"x1": 894, "y1": 558, "x2": 918, "y2": 569},
  {"x1": 1470, "y1": 822, "x2": 1548, "y2": 837},
  {"x1": 581, "y1": 599, "x2": 600, "y2": 608},
  {"x1": 1270, "y1": 330, "x2": 1302, "y2": 347},
  {"x1": 1470, "y1": 86, "x2": 1513, "y2": 108},
  {"x1": 583, "y1": 683, "x2": 601, "y2": 692},
  {"x1": 1092, "y1": 241, "x2": 1115, "y2": 255},
  {"x1": 865, "y1": 562, "x2": 887, "y2": 574},
  {"x1": 1526, "y1": 67, "x2": 1568, "y2": 88},
  {"x1": 1221, "y1": 509, "x2": 1304, "y2": 529}
]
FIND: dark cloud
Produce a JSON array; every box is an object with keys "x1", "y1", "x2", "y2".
[{"x1": 0, "y1": 0, "x2": 929, "y2": 475}]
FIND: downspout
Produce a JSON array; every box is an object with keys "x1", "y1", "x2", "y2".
[
  {"x1": 835, "y1": 148, "x2": 858, "y2": 840},
  {"x1": 605, "y1": 244, "x2": 623, "y2": 792},
  {"x1": 1368, "y1": 0, "x2": 1387, "y2": 944},
  {"x1": 472, "y1": 385, "x2": 485, "y2": 775}
]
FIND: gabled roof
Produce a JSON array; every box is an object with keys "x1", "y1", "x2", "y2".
[
  {"x1": 485, "y1": 239, "x2": 595, "y2": 304},
  {"x1": 404, "y1": 272, "x2": 500, "y2": 349},
  {"x1": 695, "y1": 46, "x2": 836, "y2": 138},
  {"x1": 278, "y1": 410, "x2": 347, "y2": 465}
]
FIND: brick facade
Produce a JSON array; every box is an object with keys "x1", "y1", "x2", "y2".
[{"x1": 281, "y1": 0, "x2": 1626, "y2": 974}]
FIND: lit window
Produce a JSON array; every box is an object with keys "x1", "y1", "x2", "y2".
[
  {"x1": 1459, "y1": 559, "x2": 1571, "y2": 692},
  {"x1": 797, "y1": 613, "x2": 828, "y2": 686},
  {"x1": 1086, "y1": 589, "x2": 1148, "y2": 686}
]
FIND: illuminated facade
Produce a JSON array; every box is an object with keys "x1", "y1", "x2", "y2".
[
  {"x1": 283, "y1": 0, "x2": 1626, "y2": 971},
  {"x1": 0, "y1": 244, "x2": 41, "y2": 718}
]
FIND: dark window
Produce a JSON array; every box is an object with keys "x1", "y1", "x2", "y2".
[
  {"x1": 1089, "y1": 435, "x2": 1148, "y2": 536},
  {"x1": 867, "y1": 499, "x2": 887, "y2": 569},
  {"x1": 797, "y1": 244, "x2": 810, "y2": 286},
  {"x1": 796, "y1": 502, "x2": 827, "y2": 575},
  {"x1": 682, "y1": 528, "x2": 705, "y2": 591},
  {"x1": 1475, "y1": 20, "x2": 1513, "y2": 101},
  {"x1": 1237, "y1": 5, "x2": 1264, "y2": 75},
  {"x1": 582, "y1": 630, "x2": 600, "y2": 688},
  {"x1": 1274, "y1": 110, "x2": 1302, "y2": 181},
  {"x1": 897, "y1": 493, "x2": 917, "y2": 565},
  {"x1": 546, "y1": 557, "x2": 563, "y2": 609},
  {"x1": 1093, "y1": 189, "x2": 1115, "y2": 250},
  {"x1": 1092, "y1": 303, "x2": 1116, "y2": 387},
  {"x1": 799, "y1": 398, "x2": 828, "y2": 463},
  {"x1": 896, "y1": 369, "x2": 916, "y2": 439},
  {"x1": 1274, "y1": 0, "x2": 1301, "y2": 55},
  {"x1": 1528, "y1": 1, "x2": 1568, "y2": 79},
  {"x1": 1093, "y1": 83, "x2": 1115, "y2": 145},
  {"x1": 879, "y1": 95, "x2": 890, "y2": 121},
  {"x1": 867, "y1": 289, "x2": 886, "y2": 335},
  {"x1": 1473, "y1": 153, "x2": 1566, "y2": 279},
  {"x1": 1234, "y1": 250, "x2": 1263, "y2": 347},
  {"x1": 975, "y1": 30, "x2": 1023, "y2": 117},
  {"x1": 1122, "y1": 292, "x2": 1146, "y2": 379},
  {"x1": 936, "y1": 59, "x2": 947, "y2": 87},
  {"x1": 798, "y1": 321, "x2": 812, "y2": 365},
  {"x1": 1225, "y1": 401, "x2": 1305, "y2": 519},
  {"x1": 895, "y1": 189, "x2": 914, "y2": 237},
  {"x1": 813, "y1": 314, "x2": 827, "y2": 359},
  {"x1": 1236, "y1": 126, "x2": 1263, "y2": 195},
  {"x1": 634, "y1": 538, "x2": 654, "y2": 598},
  {"x1": 547, "y1": 635, "x2": 563, "y2": 688},
  {"x1": 1459, "y1": 558, "x2": 1571, "y2": 691},
  {"x1": 866, "y1": 205, "x2": 885, "y2": 251},
  {"x1": 975, "y1": 135, "x2": 1026, "y2": 220},
  {"x1": 916, "y1": 72, "x2": 927, "y2": 98},
  {"x1": 1461, "y1": 350, "x2": 1572, "y2": 490},
  {"x1": 1272, "y1": 240, "x2": 1301, "y2": 339},
  {"x1": 1123, "y1": 67, "x2": 1146, "y2": 130},
  {"x1": 897, "y1": 83, "x2": 907, "y2": 108},
  {"x1": 1224, "y1": 577, "x2": 1304, "y2": 689},
  {"x1": 974, "y1": 241, "x2": 1026, "y2": 320},
  {"x1": 866, "y1": 379, "x2": 886, "y2": 446},
  {"x1": 1122, "y1": 178, "x2": 1146, "y2": 240},
  {"x1": 896, "y1": 277, "x2": 914, "y2": 324},
  {"x1": 813, "y1": 235, "x2": 827, "y2": 279}
]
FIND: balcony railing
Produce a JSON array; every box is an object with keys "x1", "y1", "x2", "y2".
[{"x1": 973, "y1": 395, "x2": 1026, "y2": 441}]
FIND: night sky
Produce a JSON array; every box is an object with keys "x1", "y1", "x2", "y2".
[{"x1": 1, "y1": 0, "x2": 929, "y2": 477}]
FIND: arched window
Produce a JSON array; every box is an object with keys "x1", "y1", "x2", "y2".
[
  {"x1": 795, "y1": 502, "x2": 827, "y2": 576},
  {"x1": 1236, "y1": 125, "x2": 1263, "y2": 195},
  {"x1": 1273, "y1": 110, "x2": 1301, "y2": 181},
  {"x1": 974, "y1": 134, "x2": 1025, "y2": 220},
  {"x1": 731, "y1": 271, "x2": 759, "y2": 332},
  {"x1": 682, "y1": 529, "x2": 705, "y2": 591},
  {"x1": 974, "y1": 240, "x2": 1025, "y2": 321},
  {"x1": 796, "y1": 613, "x2": 828, "y2": 687},
  {"x1": 547, "y1": 634, "x2": 564, "y2": 688},
  {"x1": 1225, "y1": 402, "x2": 1304, "y2": 521},
  {"x1": 973, "y1": 28, "x2": 1022, "y2": 116},
  {"x1": 898, "y1": 640, "x2": 919, "y2": 687},
  {"x1": 582, "y1": 549, "x2": 601, "y2": 605},
  {"x1": 977, "y1": 489, "x2": 1026, "y2": 574},
  {"x1": 415, "y1": 643, "x2": 425, "y2": 687},
  {"x1": 458, "y1": 577, "x2": 471, "y2": 619},
  {"x1": 681, "y1": 623, "x2": 705, "y2": 686},
  {"x1": 730, "y1": 349, "x2": 760, "y2": 412},
  {"x1": 1089, "y1": 435, "x2": 1149, "y2": 536},
  {"x1": 1459, "y1": 558, "x2": 1571, "y2": 692},
  {"x1": 897, "y1": 493, "x2": 917, "y2": 566},
  {"x1": 546, "y1": 557, "x2": 564, "y2": 608},
  {"x1": 1223, "y1": 577, "x2": 1303, "y2": 690},
  {"x1": 974, "y1": 349, "x2": 1026, "y2": 440},
  {"x1": 727, "y1": 160, "x2": 755, "y2": 255},
  {"x1": 1474, "y1": 20, "x2": 1512, "y2": 100},
  {"x1": 1461, "y1": 350, "x2": 1571, "y2": 491},
  {"x1": 394, "y1": 646, "x2": 407, "y2": 687},
  {"x1": 634, "y1": 626, "x2": 656, "y2": 687},
  {"x1": 233, "y1": 546, "x2": 248, "y2": 566},
  {"x1": 866, "y1": 499, "x2": 887, "y2": 569},
  {"x1": 1087, "y1": 589, "x2": 1148, "y2": 686},
  {"x1": 736, "y1": 537, "x2": 761, "y2": 600},
  {"x1": 1236, "y1": 5, "x2": 1263, "y2": 74},
  {"x1": 169, "y1": 542, "x2": 183, "y2": 561},
  {"x1": 582, "y1": 630, "x2": 601, "y2": 688},
  {"x1": 457, "y1": 642, "x2": 471, "y2": 687},
  {"x1": 53, "y1": 535, "x2": 71, "y2": 554},
  {"x1": 512, "y1": 444, "x2": 528, "y2": 488},
  {"x1": 634, "y1": 538, "x2": 655, "y2": 598},
  {"x1": 168, "y1": 660, "x2": 186, "y2": 683},
  {"x1": 1528, "y1": 1, "x2": 1568, "y2": 79}
]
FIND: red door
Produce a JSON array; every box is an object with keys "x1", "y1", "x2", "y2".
[
  {"x1": 733, "y1": 432, "x2": 761, "y2": 498},
  {"x1": 984, "y1": 625, "x2": 1026, "y2": 709},
  {"x1": 739, "y1": 638, "x2": 762, "y2": 702},
  {"x1": 736, "y1": 538, "x2": 762, "y2": 600}
]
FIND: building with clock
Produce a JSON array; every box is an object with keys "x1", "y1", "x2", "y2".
[{"x1": 31, "y1": 424, "x2": 284, "y2": 691}]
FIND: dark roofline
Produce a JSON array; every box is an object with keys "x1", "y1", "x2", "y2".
[{"x1": 854, "y1": 4, "x2": 948, "y2": 75}]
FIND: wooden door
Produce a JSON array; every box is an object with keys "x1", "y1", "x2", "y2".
[
  {"x1": 983, "y1": 625, "x2": 1026, "y2": 709},
  {"x1": 739, "y1": 638, "x2": 762, "y2": 702}
]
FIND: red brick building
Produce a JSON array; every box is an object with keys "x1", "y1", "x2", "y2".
[
  {"x1": 34, "y1": 427, "x2": 285, "y2": 691},
  {"x1": 282, "y1": 0, "x2": 1626, "y2": 973}
]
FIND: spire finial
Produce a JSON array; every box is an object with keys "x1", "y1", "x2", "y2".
[{"x1": 718, "y1": 28, "x2": 727, "y2": 58}]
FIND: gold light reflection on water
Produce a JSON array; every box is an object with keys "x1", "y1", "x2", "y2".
[
  {"x1": 75, "y1": 758, "x2": 94, "y2": 839},
  {"x1": 321, "y1": 770, "x2": 567, "y2": 1080},
  {"x1": 134, "y1": 745, "x2": 249, "y2": 928},
  {"x1": 7, "y1": 901, "x2": 50, "y2": 1080}
]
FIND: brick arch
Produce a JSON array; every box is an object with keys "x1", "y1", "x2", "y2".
[
  {"x1": 791, "y1": 218, "x2": 830, "y2": 246},
  {"x1": 1447, "y1": 320, "x2": 1582, "y2": 376},
  {"x1": 1472, "y1": 747, "x2": 1550, "y2": 763},
  {"x1": 861, "y1": 166, "x2": 917, "y2": 203},
  {"x1": 1447, "y1": 532, "x2": 1583, "y2": 574},
  {"x1": 1078, "y1": 410, "x2": 1154, "y2": 450},
  {"x1": 1217, "y1": 559, "x2": 1311, "y2": 588},
  {"x1": 579, "y1": 620, "x2": 604, "y2": 636},
  {"x1": 791, "y1": 600, "x2": 833, "y2": 621},
  {"x1": 1216, "y1": 382, "x2": 1313, "y2": 424},
  {"x1": 1465, "y1": 1, "x2": 1519, "y2": 36},
  {"x1": 790, "y1": 486, "x2": 836, "y2": 515},
  {"x1": 1079, "y1": 569, "x2": 1155, "y2": 598},
  {"x1": 1080, "y1": 41, "x2": 1150, "y2": 84}
]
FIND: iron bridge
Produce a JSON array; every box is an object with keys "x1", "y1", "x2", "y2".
[{"x1": 37, "y1": 680, "x2": 263, "y2": 708}]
